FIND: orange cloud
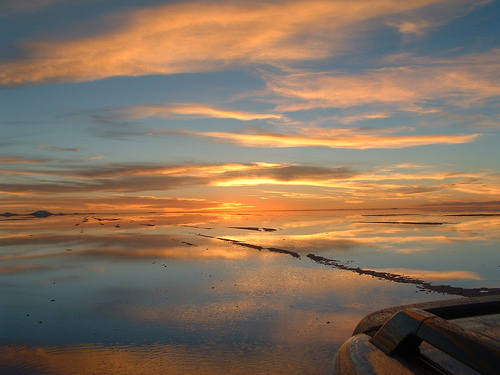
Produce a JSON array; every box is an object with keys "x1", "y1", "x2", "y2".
[
  {"x1": 265, "y1": 51, "x2": 500, "y2": 112},
  {"x1": 0, "y1": 156, "x2": 49, "y2": 164},
  {"x1": 167, "y1": 127, "x2": 481, "y2": 149},
  {"x1": 1, "y1": 162, "x2": 284, "y2": 180},
  {"x1": 2, "y1": 160, "x2": 498, "y2": 212},
  {"x1": 118, "y1": 103, "x2": 283, "y2": 121},
  {"x1": 38, "y1": 145, "x2": 82, "y2": 152},
  {"x1": 0, "y1": 193, "x2": 232, "y2": 213},
  {"x1": 443, "y1": 177, "x2": 500, "y2": 196},
  {"x1": 0, "y1": 0, "x2": 467, "y2": 85}
]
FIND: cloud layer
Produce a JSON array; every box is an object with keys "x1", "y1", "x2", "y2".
[
  {"x1": 1, "y1": 0, "x2": 498, "y2": 212},
  {"x1": 2, "y1": 159, "x2": 499, "y2": 212},
  {"x1": 117, "y1": 103, "x2": 283, "y2": 121},
  {"x1": 0, "y1": 0, "x2": 485, "y2": 85},
  {"x1": 160, "y1": 127, "x2": 481, "y2": 149},
  {"x1": 265, "y1": 50, "x2": 500, "y2": 112}
]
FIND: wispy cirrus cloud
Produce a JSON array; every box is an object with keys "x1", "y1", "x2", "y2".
[
  {"x1": 157, "y1": 126, "x2": 481, "y2": 149},
  {"x1": 0, "y1": 0, "x2": 484, "y2": 85},
  {"x1": 0, "y1": 156, "x2": 50, "y2": 164},
  {"x1": 116, "y1": 103, "x2": 283, "y2": 121},
  {"x1": 38, "y1": 145, "x2": 83, "y2": 152},
  {"x1": 263, "y1": 50, "x2": 500, "y2": 113}
]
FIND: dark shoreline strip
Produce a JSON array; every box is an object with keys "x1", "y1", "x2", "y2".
[
  {"x1": 359, "y1": 221, "x2": 445, "y2": 225},
  {"x1": 228, "y1": 226, "x2": 262, "y2": 231},
  {"x1": 306, "y1": 254, "x2": 500, "y2": 297},
  {"x1": 266, "y1": 247, "x2": 301, "y2": 258},
  {"x1": 227, "y1": 226, "x2": 278, "y2": 232},
  {"x1": 445, "y1": 214, "x2": 500, "y2": 217},
  {"x1": 362, "y1": 214, "x2": 417, "y2": 217},
  {"x1": 197, "y1": 234, "x2": 300, "y2": 258}
]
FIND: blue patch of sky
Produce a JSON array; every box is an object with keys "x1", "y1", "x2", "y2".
[
  {"x1": 414, "y1": 1, "x2": 500, "y2": 56},
  {"x1": 0, "y1": 0, "x2": 182, "y2": 55},
  {"x1": 292, "y1": 26, "x2": 403, "y2": 74},
  {"x1": 1, "y1": 70, "x2": 266, "y2": 139}
]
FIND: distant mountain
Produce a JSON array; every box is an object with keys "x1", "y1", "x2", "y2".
[
  {"x1": 2, "y1": 211, "x2": 83, "y2": 218},
  {"x1": 30, "y1": 210, "x2": 53, "y2": 218},
  {"x1": 1, "y1": 212, "x2": 18, "y2": 217}
]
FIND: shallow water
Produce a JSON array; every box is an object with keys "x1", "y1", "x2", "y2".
[{"x1": 1, "y1": 209, "x2": 499, "y2": 374}]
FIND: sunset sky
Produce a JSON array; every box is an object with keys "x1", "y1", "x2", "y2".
[{"x1": 1, "y1": 0, "x2": 499, "y2": 213}]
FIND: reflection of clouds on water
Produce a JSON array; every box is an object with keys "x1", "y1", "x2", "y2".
[
  {"x1": 0, "y1": 340, "x2": 340, "y2": 375},
  {"x1": 308, "y1": 254, "x2": 500, "y2": 297},
  {"x1": 0, "y1": 265, "x2": 49, "y2": 274},
  {"x1": 1, "y1": 211, "x2": 499, "y2": 277},
  {"x1": 372, "y1": 268, "x2": 484, "y2": 281},
  {"x1": 0, "y1": 234, "x2": 87, "y2": 248},
  {"x1": 444, "y1": 217, "x2": 500, "y2": 238},
  {"x1": 1, "y1": 211, "x2": 499, "y2": 295},
  {"x1": 89, "y1": 263, "x2": 422, "y2": 347},
  {"x1": 1, "y1": 210, "x2": 498, "y2": 373}
]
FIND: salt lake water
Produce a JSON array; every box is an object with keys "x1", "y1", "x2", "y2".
[{"x1": 1, "y1": 209, "x2": 499, "y2": 374}]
